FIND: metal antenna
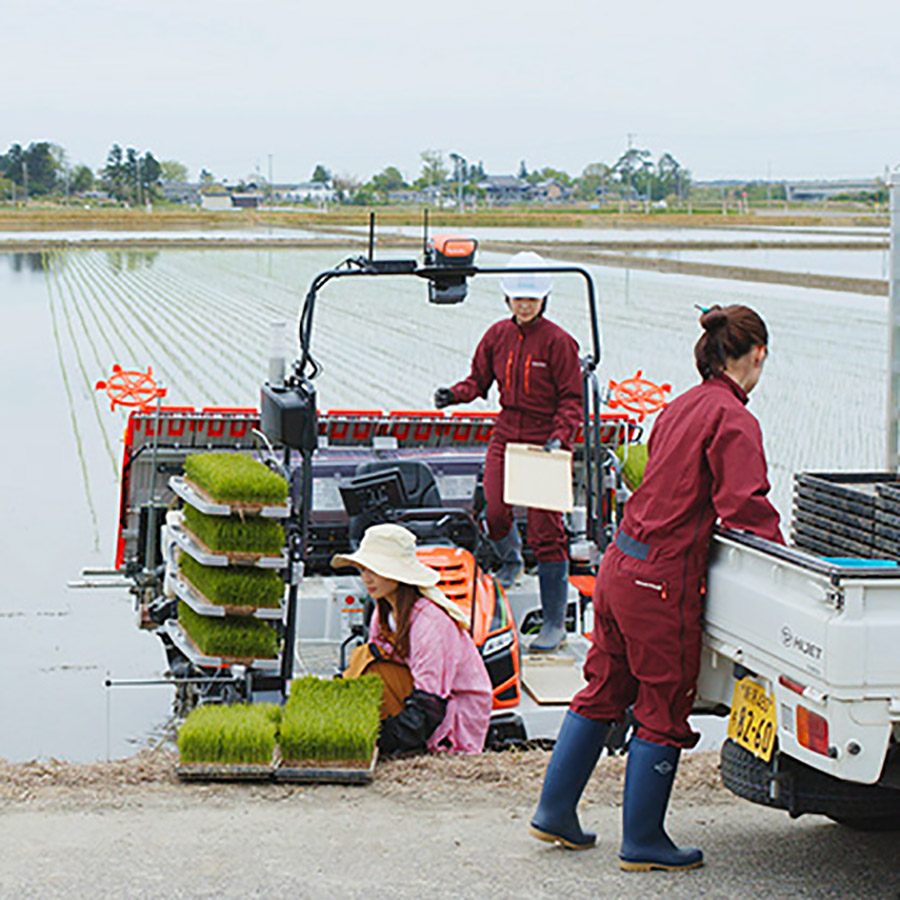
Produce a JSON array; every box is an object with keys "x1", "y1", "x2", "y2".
[{"x1": 367, "y1": 211, "x2": 375, "y2": 261}]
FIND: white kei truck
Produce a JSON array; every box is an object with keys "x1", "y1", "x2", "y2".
[{"x1": 696, "y1": 526, "x2": 900, "y2": 830}]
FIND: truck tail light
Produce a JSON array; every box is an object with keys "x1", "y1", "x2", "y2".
[{"x1": 796, "y1": 705, "x2": 829, "y2": 755}]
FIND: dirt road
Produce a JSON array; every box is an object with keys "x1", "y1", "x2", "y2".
[{"x1": 1, "y1": 749, "x2": 897, "y2": 899}]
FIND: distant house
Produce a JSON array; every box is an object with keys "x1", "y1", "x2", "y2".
[
  {"x1": 200, "y1": 189, "x2": 232, "y2": 212},
  {"x1": 478, "y1": 175, "x2": 531, "y2": 205},
  {"x1": 161, "y1": 182, "x2": 201, "y2": 205},
  {"x1": 784, "y1": 179, "x2": 882, "y2": 202},
  {"x1": 279, "y1": 182, "x2": 336, "y2": 204},
  {"x1": 231, "y1": 192, "x2": 261, "y2": 210},
  {"x1": 533, "y1": 179, "x2": 574, "y2": 203}
]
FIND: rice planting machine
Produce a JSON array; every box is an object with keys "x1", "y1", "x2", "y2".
[{"x1": 103, "y1": 219, "x2": 649, "y2": 743}]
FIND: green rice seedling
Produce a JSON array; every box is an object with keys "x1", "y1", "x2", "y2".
[
  {"x1": 178, "y1": 703, "x2": 281, "y2": 765},
  {"x1": 179, "y1": 554, "x2": 284, "y2": 609},
  {"x1": 179, "y1": 603, "x2": 280, "y2": 659},
  {"x1": 280, "y1": 675, "x2": 382, "y2": 763},
  {"x1": 184, "y1": 452, "x2": 289, "y2": 505},
  {"x1": 182, "y1": 504, "x2": 285, "y2": 555},
  {"x1": 615, "y1": 442, "x2": 649, "y2": 492}
]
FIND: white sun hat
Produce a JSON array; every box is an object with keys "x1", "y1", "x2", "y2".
[
  {"x1": 331, "y1": 523, "x2": 469, "y2": 628},
  {"x1": 500, "y1": 250, "x2": 552, "y2": 299}
]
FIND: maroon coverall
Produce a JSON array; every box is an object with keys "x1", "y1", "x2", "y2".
[
  {"x1": 449, "y1": 315, "x2": 582, "y2": 562},
  {"x1": 571, "y1": 373, "x2": 784, "y2": 747}
]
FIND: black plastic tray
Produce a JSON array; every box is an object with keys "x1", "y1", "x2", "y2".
[
  {"x1": 792, "y1": 522, "x2": 875, "y2": 559},
  {"x1": 793, "y1": 496, "x2": 876, "y2": 533},
  {"x1": 795, "y1": 472, "x2": 900, "y2": 506},
  {"x1": 793, "y1": 508, "x2": 877, "y2": 546}
]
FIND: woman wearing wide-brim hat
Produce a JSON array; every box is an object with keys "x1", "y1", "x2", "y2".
[{"x1": 332, "y1": 523, "x2": 492, "y2": 755}]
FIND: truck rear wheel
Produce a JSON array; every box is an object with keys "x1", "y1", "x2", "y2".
[{"x1": 720, "y1": 739, "x2": 900, "y2": 824}]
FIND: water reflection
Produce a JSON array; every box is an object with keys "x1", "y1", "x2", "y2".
[
  {"x1": 105, "y1": 249, "x2": 159, "y2": 274},
  {"x1": 6, "y1": 251, "x2": 50, "y2": 273}
]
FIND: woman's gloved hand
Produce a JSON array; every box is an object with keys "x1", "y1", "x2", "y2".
[
  {"x1": 543, "y1": 437, "x2": 562, "y2": 452},
  {"x1": 434, "y1": 387, "x2": 455, "y2": 409},
  {"x1": 379, "y1": 689, "x2": 448, "y2": 756}
]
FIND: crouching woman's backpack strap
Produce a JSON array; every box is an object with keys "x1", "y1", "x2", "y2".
[{"x1": 379, "y1": 689, "x2": 448, "y2": 756}]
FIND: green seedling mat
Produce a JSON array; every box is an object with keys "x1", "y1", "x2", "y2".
[
  {"x1": 181, "y1": 522, "x2": 286, "y2": 565},
  {"x1": 182, "y1": 476, "x2": 288, "y2": 517}
]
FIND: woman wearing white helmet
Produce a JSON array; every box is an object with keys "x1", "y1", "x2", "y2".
[{"x1": 434, "y1": 251, "x2": 583, "y2": 653}]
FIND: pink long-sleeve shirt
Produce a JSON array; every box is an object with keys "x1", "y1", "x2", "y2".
[{"x1": 368, "y1": 598, "x2": 492, "y2": 754}]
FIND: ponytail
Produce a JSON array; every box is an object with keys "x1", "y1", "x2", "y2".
[{"x1": 694, "y1": 304, "x2": 768, "y2": 379}]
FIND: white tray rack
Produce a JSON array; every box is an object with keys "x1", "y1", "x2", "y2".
[
  {"x1": 163, "y1": 620, "x2": 281, "y2": 672},
  {"x1": 174, "y1": 575, "x2": 284, "y2": 621},
  {"x1": 169, "y1": 476, "x2": 290, "y2": 518}
]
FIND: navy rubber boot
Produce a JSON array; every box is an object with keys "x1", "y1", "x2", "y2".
[
  {"x1": 529, "y1": 711, "x2": 609, "y2": 850},
  {"x1": 619, "y1": 737, "x2": 704, "y2": 871},
  {"x1": 529, "y1": 560, "x2": 568, "y2": 653},
  {"x1": 490, "y1": 526, "x2": 524, "y2": 589}
]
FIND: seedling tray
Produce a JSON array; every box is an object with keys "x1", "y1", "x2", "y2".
[
  {"x1": 170, "y1": 521, "x2": 287, "y2": 569},
  {"x1": 170, "y1": 476, "x2": 289, "y2": 518},
  {"x1": 174, "y1": 575, "x2": 284, "y2": 620},
  {"x1": 794, "y1": 496, "x2": 876, "y2": 532},
  {"x1": 792, "y1": 508, "x2": 877, "y2": 547},
  {"x1": 792, "y1": 532, "x2": 843, "y2": 559},
  {"x1": 873, "y1": 537, "x2": 900, "y2": 560},
  {"x1": 877, "y1": 507, "x2": 900, "y2": 530},
  {"x1": 163, "y1": 619, "x2": 281, "y2": 671},
  {"x1": 176, "y1": 761, "x2": 275, "y2": 782},
  {"x1": 792, "y1": 523, "x2": 874, "y2": 559},
  {"x1": 275, "y1": 748, "x2": 378, "y2": 784},
  {"x1": 795, "y1": 472, "x2": 900, "y2": 506}
]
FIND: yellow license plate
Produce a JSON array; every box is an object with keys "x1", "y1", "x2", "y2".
[{"x1": 727, "y1": 677, "x2": 777, "y2": 762}]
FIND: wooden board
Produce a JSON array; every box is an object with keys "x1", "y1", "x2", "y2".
[
  {"x1": 521, "y1": 653, "x2": 586, "y2": 705},
  {"x1": 503, "y1": 443, "x2": 573, "y2": 512}
]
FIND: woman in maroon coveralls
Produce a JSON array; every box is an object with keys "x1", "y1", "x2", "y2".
[
  {"x1": 434, "y1": 251, "x2": 583, "y2": 654},
  {"x1": 530, "y1": 304, "x2": 784, "y2": 872}
]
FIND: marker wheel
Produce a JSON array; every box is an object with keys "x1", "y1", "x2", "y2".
[
  {"x1": 95, "y1": 364, "x2": 167, "y2": 412},
  {"x1": 608, "y1": 370, "x2": 671, "y2": 422}
]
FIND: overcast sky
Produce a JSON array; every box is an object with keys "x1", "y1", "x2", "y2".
[{"x1": 4, "y1": 0, "x2": 899, "y2": 185}]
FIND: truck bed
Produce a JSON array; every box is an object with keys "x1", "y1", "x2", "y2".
[{"x1": 696, "y1": 529, "x2": 900, "y2": 784}]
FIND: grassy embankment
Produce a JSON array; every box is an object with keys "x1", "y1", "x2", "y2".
[{"x1": 0, "y1": 204, "x2": 888, "y2": 232}]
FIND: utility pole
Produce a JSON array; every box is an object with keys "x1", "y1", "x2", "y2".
[
  {"x1": 268, "y1": 154, "x2": 274, "y2": 206},
  {"x1": 450, "y1": 152, "x2": 464, "y2": 214},
  {"x1": 136, "y1": 155, "x2": 143, "y2": 207},
  {"x1": 887, "y1": 169, "x2": 900, "y2": 470},
  {"x1": 626, "y1": 133, "x2": 636, "y2": 209}
]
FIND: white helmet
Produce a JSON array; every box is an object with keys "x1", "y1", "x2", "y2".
[{"x1": 500, "y1": 251, "x2": 552, "y2": 299}]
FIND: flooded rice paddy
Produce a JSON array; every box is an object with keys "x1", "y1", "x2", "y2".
[{"x1": 0, "y1": 235, "x2": 889, "y2": 761}]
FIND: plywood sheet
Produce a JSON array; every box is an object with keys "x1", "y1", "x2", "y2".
[{"x1": 521, "y1": 653, "x2": 586, "y2": 705}]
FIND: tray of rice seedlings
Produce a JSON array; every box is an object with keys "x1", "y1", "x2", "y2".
[
  {"x1": 169, "y1": 512, "x2": 286, "y2": 569},
  {"x1": 177, "y1": 703, "x2": 281, "y2": 780},
  {"x1": 176, "y1": 554, "x2": 284, "y2": 619},
  {"x1": 170, "y1": 604, "x2": 281, "y2": 667},
  {"x1": 276, "y1": 675, "x2": 382, "y2": 783},
  {"x1": 170, "y1": 475, "x2": 290, "y2": 519},
  {"x1": 181, "y1": 503, "x2": 286, "y2": 560},
  {"x1": 181, "y1": 452, "x2": 289, "y2": 513}
]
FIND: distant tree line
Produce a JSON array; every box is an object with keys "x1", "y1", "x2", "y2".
[
  {"x1": 0, "y1": 140, "x2": 183, "y2": 204},
  {"x1": 314, "y1": 146, "x2": 694, "y2": 207},
  {"x1": 0, "y1": 138, "x2": 887, "y2": 210}
]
